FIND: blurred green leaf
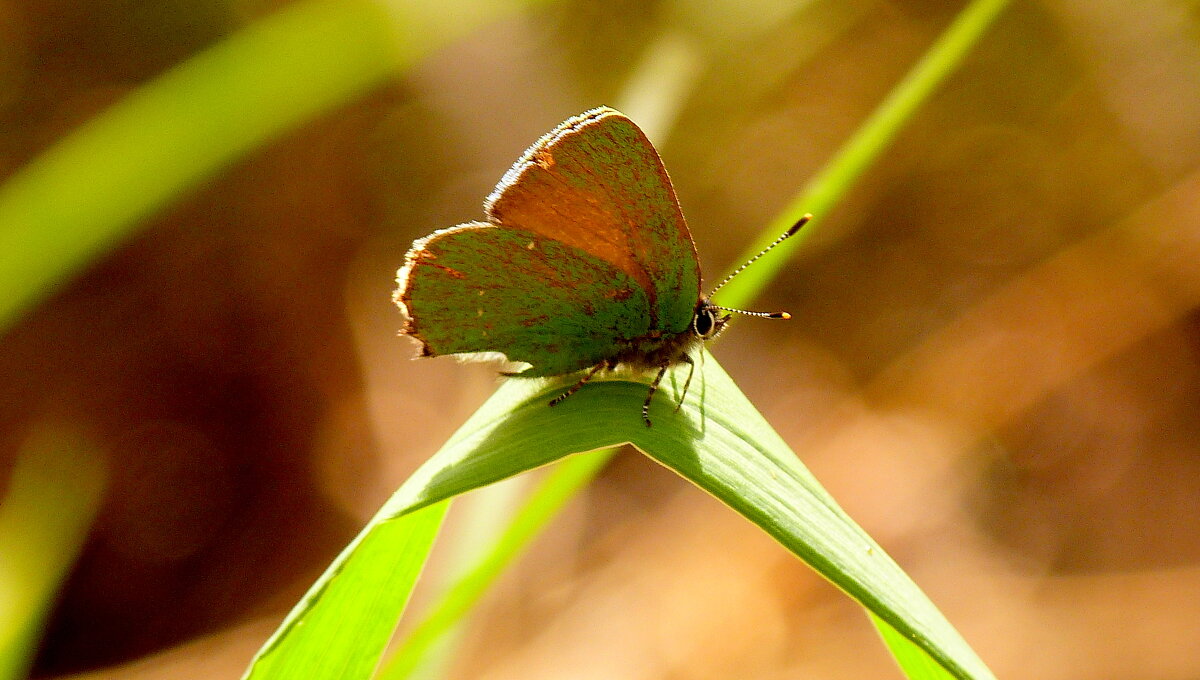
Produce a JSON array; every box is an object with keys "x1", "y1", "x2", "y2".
[
  {"x1": 0, "y1": 427, "x2": 106, "y2": 680},
  {"x1": 0, "y1": 0, "x2": 392, "y2": 331},
  {"x1": 714, "y1": 0, "x2": 1014, "y2": 309},
  {"x1": 0, "y1": 0, "x2": 547, "y2": 334}
]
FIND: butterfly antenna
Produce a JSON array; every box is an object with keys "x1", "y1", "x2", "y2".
[
  {"x1": 705, "y1": 214, "x2": 811, "y2": 298},
  {"x1": 710, "y1": 306, "x2": 791, "y2": 320}
]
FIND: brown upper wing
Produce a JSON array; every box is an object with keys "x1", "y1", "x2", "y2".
[{"x1": 483, "y1": 107, "x2": 701, "y2": 333}]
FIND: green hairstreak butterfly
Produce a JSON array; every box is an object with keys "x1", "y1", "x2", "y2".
[{"x1": 395, "y1": 107, "x2": 808, "y2": 426}]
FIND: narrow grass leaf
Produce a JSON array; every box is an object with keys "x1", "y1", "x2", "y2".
[{"x1": 242, "y1": 500, "x2": 449, "y2": 680}]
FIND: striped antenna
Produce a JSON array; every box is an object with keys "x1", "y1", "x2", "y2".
[
  {"x1": 705, "y1": 214, "x2": 811, "y2": 299},
  {"x1": 711, "y1": 306, "x2": 790, "y2": 319}
]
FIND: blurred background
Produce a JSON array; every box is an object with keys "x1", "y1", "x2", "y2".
[{"x1": 2, "y1": 0, "x2": 1199, "y2": 677}]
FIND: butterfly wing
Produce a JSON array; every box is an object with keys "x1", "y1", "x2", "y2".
[
  {"x1": 395, "y1": 222, "x2": 653, "y2": 377},
  {"x1": 484, "y1": 107, "x2": 701, "y2": 334}
]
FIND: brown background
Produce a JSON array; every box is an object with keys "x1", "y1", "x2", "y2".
[{"x1": 2, "y1": 0, "x2": 1199, "y2": 678}]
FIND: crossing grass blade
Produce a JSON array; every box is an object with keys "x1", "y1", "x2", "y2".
[{"x1": 248, "y1": 356, "x2": 995, "y2": 680}]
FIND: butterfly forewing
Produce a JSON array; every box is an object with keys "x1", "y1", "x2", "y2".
[{"x1": 485, "y1": 107, "x2": 700, "y2": 334}]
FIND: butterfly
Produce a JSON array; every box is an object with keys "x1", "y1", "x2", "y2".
[{"x1": 395, "y1": 107, "x2": 807, "y2": 426}]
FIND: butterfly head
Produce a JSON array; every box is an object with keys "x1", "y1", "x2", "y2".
[
  {"x1": 692, "y1": 299, "x2": 729, "y2": 340},
  {"x1": 694, "y1": 297, "x2": 789, "y2": 342}
]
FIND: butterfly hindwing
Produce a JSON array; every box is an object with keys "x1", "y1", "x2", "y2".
[
  {"x1": 484, "y1": 107, "x2": 701, "y2": 335},
  {"x1": 396, "y1": 222, "x2": 653, "y2": 377}
]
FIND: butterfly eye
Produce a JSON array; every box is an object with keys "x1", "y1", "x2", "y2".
[{"x1": 694, "y1": 307, "x2": 717, "y2": 337}]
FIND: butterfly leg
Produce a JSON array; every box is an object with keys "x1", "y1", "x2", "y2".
[
  {"x1": 673, "y1": 354, "x2": 695, "y2": 413},
  {"x1": 642, "y1": 364, "x2": 670, "y2": 427},
  {"x1": 548, "y1": 363, "x2": 606, "y2": 407}
]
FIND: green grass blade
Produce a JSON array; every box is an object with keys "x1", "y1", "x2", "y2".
[
  {"x1": 355, "y1": 356, "x2": 994, "y2": 680},
  {"x1": 715, "y1": 0, "x2": 1013, "y2": 309},
  {"x1": 378, "y1": 450, "x2": 613, "y2": 680},
  {"x1": 242, "y1": 500, "x2": 449, "y2": 680},
  {"x1": 0, "y1": 427, "x2": 106, "y2": 680}
]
